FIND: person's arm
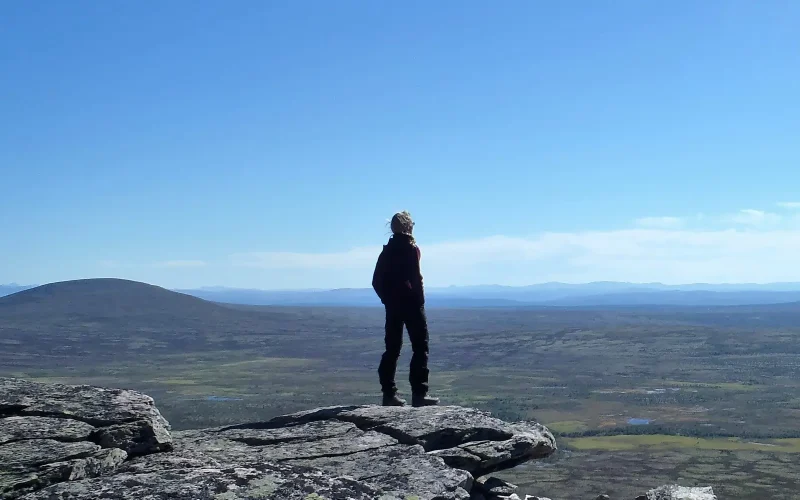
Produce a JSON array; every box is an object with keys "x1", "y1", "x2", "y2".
[
  {"x1": 372, "y1": 250, "x2": 387, "y2": 303},
  {"x1": 414, "y1": 246, "x2": 424, "y2": 293},
  {"x1": 404, "y1": 246, "x2": 422, "y2": 290}
]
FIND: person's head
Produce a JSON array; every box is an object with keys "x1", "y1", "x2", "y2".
[{"x1": 390, "y1": 211, "x2": 415, "y2": 238}]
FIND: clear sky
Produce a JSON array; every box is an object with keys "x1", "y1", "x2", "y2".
[{"x1": 3, "y1": 1, "x2": 800, "y2": 289}]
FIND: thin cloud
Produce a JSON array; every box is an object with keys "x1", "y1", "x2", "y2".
[
  {"x1": 155, "y1": 260, "x2": 208, "y2": 268},
  {"x1": 230, "y1": 248, "x2": 376, "y2": 270},
  {"x1": 777, "y1": 202, "x2": 800, "y2": 209},
  {"x1": 229, "y1": 228, "x2": 800, "y2": 286},
  {"x1": 727, "y1": 209, "x2": 781, "y2": 226},
  {"x1": 227, "y1": 206, "x2": 800, "y2": 287},
  {"x1": 634, "y1": 216, "x2": 684, "y2": 229}
]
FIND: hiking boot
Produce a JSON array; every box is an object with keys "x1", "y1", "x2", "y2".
[
  {"x1": 412, "y1": 394, "x2": 439, "y2": 407},
  {"x1": 382, "y1": 393, "x2": 407, "y2": 407}
]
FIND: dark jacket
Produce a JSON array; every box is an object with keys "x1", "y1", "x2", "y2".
[{"x1": 372, "y1": 234, "x2": 425, "y2": 307}]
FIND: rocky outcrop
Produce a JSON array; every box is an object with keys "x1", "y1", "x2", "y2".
[
  {"x1": 172, "y1": 404, "x2": 556, "y2": 499},
  {"x1": 0, "y1": 378, "x2": 554, "y2": 500},
  {"x1": 0, "y1": 378, "x2": 715, "y2": 500},
  {"x1": 0, "y1": 378, "x2": 170, "y2": 499}
]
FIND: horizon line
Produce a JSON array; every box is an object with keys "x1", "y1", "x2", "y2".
[{"x1": 9, "y1": 278, "x2": 800, "y2": 293}]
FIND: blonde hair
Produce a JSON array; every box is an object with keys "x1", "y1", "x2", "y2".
[{"x1": 389, "y1": 211, "x2": 415, "y2": 241}]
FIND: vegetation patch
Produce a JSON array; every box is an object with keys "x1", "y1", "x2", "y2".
[
  {"x1": 546, "y1": 420, "x2": 589, "y2": 434},
  {"x1": 563, "y1": 435, "x2": 800, "y2": 453},
  {"x1": 658, "y1": 380, "x2": 762, "y2": 391}
]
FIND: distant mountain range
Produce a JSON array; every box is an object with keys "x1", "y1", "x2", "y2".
[
  {"x1": 175, "y1": 282, "x2": 800, "y2": 308},
  {"x1": 7, "y1": 280, "x2": 800, "y2": 308},
  {"x1": 0, "y1": 284, "x2": 33, "y2": 297}
]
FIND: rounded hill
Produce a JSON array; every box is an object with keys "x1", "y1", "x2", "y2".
[
  {"x1": 0, "y1": 279, "x2": 292, "y2": 361},
  {"x1": 0, "y1": 278, "x2": 234, "y2": 319}
]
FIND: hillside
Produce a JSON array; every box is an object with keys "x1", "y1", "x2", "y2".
[
  {"x1": 0, "y1": 278, "x2": 235, "y2": 318},
  {"x1": 0, "y1": 283, "x2": 33, "y2": 297},
  {"x1": 0, "y1": 279, "x2": 308, "y2": 375}
]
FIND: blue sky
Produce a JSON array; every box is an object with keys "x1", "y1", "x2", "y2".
[{"x1": 2, "y1": 1, "x2": 800, "y2": 289}]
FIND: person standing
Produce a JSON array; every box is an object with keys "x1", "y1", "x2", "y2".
[{"x1": 372, "y1": 211, "x2": 439, "y2": 407}]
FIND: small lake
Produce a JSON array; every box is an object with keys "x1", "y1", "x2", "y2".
[
  {"x1": 628, "y1": 418, "x2": 651, "y2": 425},
  {"x1": 205, "y1": 396, "x2": 243, "y2": 402}
]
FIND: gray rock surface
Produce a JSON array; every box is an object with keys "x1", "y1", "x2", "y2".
[
  {"x1": 169, "y1": 404, "x2": 556, "y2": 500},
  {"x1": 646, "y1": 485, "x2": 717, "y2": 500},
  {"x1": 21, "y1": 460, "x2": 388, "y2": 500},
  {"x1": 474, "y1": 476, "x2": 517, "y2": 498},
  {"x1": 252, "y1": 404, "x2": 556, "y2": 477},
  {"x1": 0, "y1": 378, "x2": 170, "y2": 499},
  {"x1": 290, "y1": 444, "x2": 472, "y2": 499},
  {"x1": 430, "y1": 446, "x2": 484, "y2": 473},
  {"x1": 0, "y1": 416, "x2": 95, "y2": 445},
  {"x1": 0, "y1": 378, "x2": 171, "y2": 433},
  {"x1": 1, "y1": 378, "x2": 555, "y2": 500},
  {"x1": 0, "y1": 377, "x2": 716, "y2": 500},
  {"x1": 1, "y1": 440, "x2": 101, "y2": 469}
]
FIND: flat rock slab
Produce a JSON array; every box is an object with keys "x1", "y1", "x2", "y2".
[
  {"x1": 0, "y1": 379, "x2": 170, "y2": 431},
  {"x1": 0, "y1": 443, "x2": 127, "y2": 499},
  {"x1": 19, "y1": 462, "x2": 389, "y2": 500},
  {"x1": 176, "y1": 420, "x2": 470, "y2": 499},
  {"x1": 0, "y1": 439, "x2": 101, "y2": 468},
  {"x1": 219, "y1": 419, "x2": 357, "y2": 446},
  {"x1": 647, "y1": 485, "x2": 717, "y2": 500},
  {"x1": 289, "y1": 444, "x2": 472, "y2": 500},
  {"x1": 170, "y1": 404, "x2": 557, "y2": 500},
  {"x1": 458, "y1": 432, "x2": 554, "y2": 476},
  {"x1": 260, "y1": 404, "x2": 556, "y2": 477},
  {"x1": 172, "y1": 405, "x2": 554, "y2": 499},
  {"x1": 0, "y1": 416, "x2": 95, "y2": 445},
  {"x1": 178, "y1": 424, "x2": 399, "y2": 462}
]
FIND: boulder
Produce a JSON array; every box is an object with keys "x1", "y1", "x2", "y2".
[{"x1": 0, "y1": 378, "x2": 171, "y2": 499}]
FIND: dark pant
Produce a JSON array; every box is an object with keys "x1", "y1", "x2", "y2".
[{"x1": 378, "y1": 304, "x2": 430, "y2": 396}]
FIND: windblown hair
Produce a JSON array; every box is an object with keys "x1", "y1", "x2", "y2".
[{"x1": 389, "y1": 211, "x2": 415, "y2": 243}]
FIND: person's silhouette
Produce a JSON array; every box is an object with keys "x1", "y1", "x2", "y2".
[{"x1": 372, "y1": 211, "x2": 439, "y2": 407}]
